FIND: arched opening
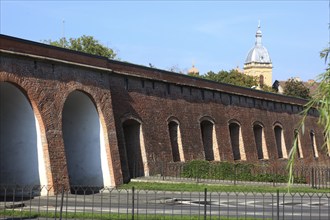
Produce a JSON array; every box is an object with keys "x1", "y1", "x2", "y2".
[
  {"x1": 168, "y1": 120, "x2": 184, "y2": 162},
  {"x1": 310, "y1": 131, "x2": 319, "y2": 158},
  {"x1": 274, "y1": 125, "x2": 287, "y2": 159},
  {"x1": 253, "y1": 123, "x2": 268, "y2": 160},
  {"x1": 229, "y1": 122, "x2": 243, "y2": 160},
  {"x1": 62, "y1": 91, "x2": 111, "y2": 188},
  {"x1": 200, "y1": 120, "x2": 215, "y2": 161},
  {"x1": 122, "y1": 119, "x2": 146, "y2": 180},
  {"x1": 294, "y1": 130, "x2": 303, "y2": 158},
  {"x1": 0, "y1": 82, "x2": 47, "y2": 186}
]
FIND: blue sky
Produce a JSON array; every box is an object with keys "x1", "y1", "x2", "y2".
[{"x1": 1, "y1": 0, "x2": 329, "y2": 81}]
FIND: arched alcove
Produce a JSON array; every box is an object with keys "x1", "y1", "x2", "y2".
[
  {"x1": 294, "y1": 129, "x2": 303, "y2": 158},
  {"x1": 229, "y1": 121, "x2": 246, "y2": 161},
  {"x1": 168, "y1": 120, "x2": 184, "y2": 162},
  {"x1": 122, "y1": 119, "x2": 146, "y2": 180},
  {"x1": 0, "y1": 82, "x2": 47, "y2": 186},
  {"x1": 274, "y1": 124, "x2": 288, "y2": 159},
  {"x1": 310, "y1": 131, "x2": 319, "y2": 158},
  {"x1": 253, "y1": 123, "x2": 268, "y2": 160},
  {"x1": 62, "y1": 90, "x2": 111, "y2": 187},
  {"x1": 200, "y1": 120, "x2": 215, "y2": 161}
]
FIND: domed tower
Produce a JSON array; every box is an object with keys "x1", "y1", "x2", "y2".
[
  {"x1": 188, "y1": 64, "x2": 199, "y2": 76},
  {"x1": 244, "y1": 24, "x2": 273, "y2": 87}
]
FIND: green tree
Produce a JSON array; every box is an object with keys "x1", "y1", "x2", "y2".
[
  {"x1": 287, "y1": 48, "x2": 330, "y2": 185},
  {"x1": 202, "y1": 69, "x2": 258, "y2": 88},
  {"x1": 44, "y1": 35, "x2": 117, "y2": 59},
  {"x1": 283, "y1": 78, "x2": 311, "y2": 99}
]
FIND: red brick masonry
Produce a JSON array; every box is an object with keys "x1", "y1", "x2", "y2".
[{"x1": 0, "y1": 35, "x2": 329, "y2": 190}]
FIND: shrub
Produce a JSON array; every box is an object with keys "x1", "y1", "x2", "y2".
[
  {"x1": 181, "y1": 160, "x2": 307, "y2": 184},
  {"x1": 182, "y1": 160, "x2": 210, "y2": 179}
]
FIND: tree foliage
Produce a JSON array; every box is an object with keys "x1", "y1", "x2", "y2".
[
  {"x1": 283, "y1": 78, "x2": 311, "y2": 99},
  {"x1": 287, "y1": 48, "x2": 330, "y2": 186},
  {"x1": 44, "y1": 35, "x2": 117, "y2": 59},
  {"x1": 202, "y1": 69, "x2": 258, "y2": 88}
]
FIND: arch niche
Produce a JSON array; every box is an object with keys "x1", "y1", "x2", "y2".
[
  {"x1": 200, "y1": 117, "x2": 220, "y2": 161},
  {"x1": 273, "y1": 123, "x2": 288, "y2": 159},
  {"x1": 0, "y1": 82, "x2": 48, "y2": 187},
  {"x1": 121, "y1": 118, "x2": 148, "y2": 182},
  {"x1": 253, "y1": 122, "x2": 269, "y2": 160},
  {"x1": 62, "y1": 90, "x2": 111, "y2": 187},
  {"x1": 168, "y1": 118, "x2": 184, "y2": 162},
  {"x1": 229, "y1": 120, "x2": 246, "y2": 161}
]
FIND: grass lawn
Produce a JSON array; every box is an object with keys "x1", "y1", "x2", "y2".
[
  {"x1": 118, "y1": 181, "x2": 330, "y2": 193},
  {"x1": 0, "y1": 210, "x2": 270, "y2": 220}
]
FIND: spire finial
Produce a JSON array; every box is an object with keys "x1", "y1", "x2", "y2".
[{"x1": 255, "y1": 21, "x2": 262, "y2": 45}]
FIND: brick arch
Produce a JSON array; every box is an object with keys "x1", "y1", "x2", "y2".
[
  {"x1": 120, "y1": 113, "x2": 143, "y2": 124},
  {"x1": 61, "y1": 89, "x2": 113, "y2": 188},
  {"x1": 273, "y1": 121, "x2": 284, "y2": 127},
  {"x1": 309, "y1": 129, "x2": 319, "y2": 158},
  {"x1": 167, "y1": 115, "x2": 181, "y2": 124},
  {"x1": 167, "y1": 116, "x2": 185, "y2": 162},
  {"x1": 253, "y1": 120, "x2": 265, "y2": 128},
  {"x1": 228, "y1": 119, "x2": 246, "y2": 161},
  {"x1": 60, "y1": 85, "x2": 122, "y2": 186},
  {"x1": 0, "y1": 80, "x2": 52, "y2": 191},
  {"x1": 59, "y1": 87, "x2": 99, "y2": 113},
  {"x1": 199, "y1": 115, "x2": 216, "y2": 124},
  {"x1": 199, "y1": 115, "x2": 220, "y2": 161},
  {"x1": 252, "y1": 121, "x2": 269, "y2": 160},
  {"x1": 273, "y1": 122, "x2": 288, "y2": 159},
  {"x1": 120, "y1": 115, "x2": 148, "y2": 182},
  {"x1": 228, "y1": 119, "x2": 242, "y2": 126},
  {"x1": 293, "y1": 129, "x2": 303, "y2": 159}
]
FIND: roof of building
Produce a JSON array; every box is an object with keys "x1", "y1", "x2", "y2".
[
  {"x1": 278, "y1": 79, "x2": 320, "y2": 96},
  {"x1": 0, "y1": 34, "x2": 310, "y2": 106},
  {"x1": 245, "y1": 25, "x2": 271, "y2": 64}
]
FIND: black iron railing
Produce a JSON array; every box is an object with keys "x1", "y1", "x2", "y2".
[{"x1": 0, "y1": 185, "x2": 329, "y2": 220}]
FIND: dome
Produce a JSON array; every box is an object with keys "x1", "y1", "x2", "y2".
[
  {"x1": 245, "y1": 25, "x2": 271, "y2": 64},
  {"x1": 188, "y1": 64, "x2": 199, "y2": 75}
]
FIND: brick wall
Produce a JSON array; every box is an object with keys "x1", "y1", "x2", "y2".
[{"x1": 0, "y1": 35, "x2": 329, "y2": 191}]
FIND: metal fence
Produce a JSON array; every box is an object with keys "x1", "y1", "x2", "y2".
[
  {"x1": 0, "y1": 185, "x2": 329, "y2": 220},
  {"x1": 144, "y1": 162, "x2": 330, "y2": 189}
]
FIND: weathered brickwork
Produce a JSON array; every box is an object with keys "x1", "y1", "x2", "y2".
[{"x1": 0, "y1": 35, "x2": 329, "y2": 191}]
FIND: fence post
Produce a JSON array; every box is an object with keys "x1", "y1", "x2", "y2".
[
  {"x1": 161, "y1": 160, "x2": 165, "y2": 180},
  {"x1": 132, "y1": 187, "x2": 135, "y2": 220},
  {"x1": 276, "y1": 189, "x2": 280, "y2": 220},
  {"x1": 234, "y1": 165, "x2": 237, "y2": 185},
  {"x1": 54, "y1": 187, "x2": 58, "y2": 220},
  {"x1": 59, "y1": 186, "x2": 64, "y2": 220},
  {"x1": 311, "y1": 167, "x2": 315, "y2": 188},
  {"x1": 317, "y1": 168, "x2": 321, "y2": 189},
  {"x1": 204, "y1": 188, "x2": 207, "y2": 220}
]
